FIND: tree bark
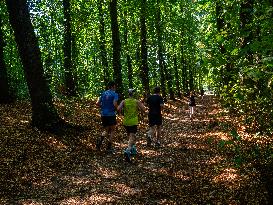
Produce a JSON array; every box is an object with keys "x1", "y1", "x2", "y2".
[
  {"x1": 0, "y1": 13, "x2": 13, "y2": 103},
  {"x1": 179, "y1": 4, "x2": 188, "y2": 93},
  {"x1": 109, "y1": 0, "x2": 123, "y2": 98},
  {"x1": 174, "y1": 55, "x2": 182, "y2": 98},
  {"x1": 63, "y1": 0, "x2": 76, "y2": 96},
  {"x1": 156, "y1": 0, "x2": 166, "y2": 98},
  {"x1": 140, "y1": 0, "x2": 150, "y2": 96},
  {"x1": 98, "y1": 0, "x2": 110, "y2": 87},
  {"x1": 165, "y1": 60, "x2": 175, "y2": 100},
  {"x1": 5, "y1": 0, "x2": 61, "y2": 128},
  {"x1": 123, "y1": 7, "x2": 133, "y2": 88}
]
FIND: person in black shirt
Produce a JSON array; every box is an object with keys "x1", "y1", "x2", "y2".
[{"x1": 146, "y1": 86, "x2": 164, "y2": 147}]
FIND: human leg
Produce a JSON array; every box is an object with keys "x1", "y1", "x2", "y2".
[
  {"x1": 124, "y1": 126, "x2": 137, "y2": 162},
  {"x1": 147, "y1": 125, "x2": 155, "y2": 146},
  {"x1": 155, "y1": 125, "x2": 162, "y2": 146},
  {"x1": 106, "y1": 125, "x2": 115, "y2": 153},
  {"x1": 124, "y1": 125, "x2": 137, "y2": 148},
  {"x1": 189, "y1": 106, "x2": 194, "y2": 119},
  {"x1": 97, "y1": 116, "x2": 116, "y2": 152}
]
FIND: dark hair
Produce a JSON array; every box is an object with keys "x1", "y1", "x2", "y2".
[
  {"x1": 107, "y1": 81, "x2": 116, "y2": 89},
  {"x1": 128, "y1": 88, "x2": 135, "y2": 96},
  {"x1": 153, "y1": 86, "x2": 161, "y2": 94}
]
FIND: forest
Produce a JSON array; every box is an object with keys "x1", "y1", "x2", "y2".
[{"x1": 1, "y1": 0, "x2": 273, "y2": 204}]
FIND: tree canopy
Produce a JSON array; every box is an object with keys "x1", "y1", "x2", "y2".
[{"x1": 0, "y1": 0, "x2": 272, "y2": 132}]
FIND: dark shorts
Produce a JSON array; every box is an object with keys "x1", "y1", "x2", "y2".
[
  {"x1": 148, "y1": 114, "x2": 162, "y2": 126},
  {"x1": 101, "y1": 116, "x2": 117, "y2": 127},
  {"x1": 124, "y1": 125, "x2": 138, "y2": 134}
]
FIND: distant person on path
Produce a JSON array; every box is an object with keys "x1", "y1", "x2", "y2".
[
  {"x1": 96, "y1": 81, "x2": 118, "y2": 154},
  {"x1": 117, "y1": 89, "x2": 146, "y2": 162},
  {"x1": 189, "y1": 91, "x2": 196, "y2": 121},
  {"x1": 146, "y1": 86, "x2": 164, "y2": 147},
  {"x1": 200, "y1": 88, "x2": 204, "y2": 100}
]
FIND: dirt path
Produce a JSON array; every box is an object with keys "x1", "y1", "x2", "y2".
[{"x1": 0, "y1": 95, "x2": 267, "y2": 204}]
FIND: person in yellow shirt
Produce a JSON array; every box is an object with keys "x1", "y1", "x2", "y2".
[{"x1": 117, "y1": 89, "x2": 146, "y2": 162}]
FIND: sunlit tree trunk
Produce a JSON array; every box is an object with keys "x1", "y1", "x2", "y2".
[
  {"x1": 109, "y1": 0, "x2": 123, "y2": 98},
  {"x1": 5, "y1": 0, "x2": 61, "y2": 128},
  {"x1": 0, "y1": 13, "x2": 13, "y2": 103},
  {"x1": 140, "y1": 0, "x2": 150, "y2": 97},
  {"x1": 98, "y1": 0, "x2": 110, "y2": 87},
  {"x1": 63, "y1": 0, "x2": 76, "y2": 96}
]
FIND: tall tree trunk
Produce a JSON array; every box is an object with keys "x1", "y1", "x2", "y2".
[
  {"x1": 165, "y1": 60, "x2": 175, "y2": 100},
  {"x1": 0, "y1": 13, "x2": 13, "y2": 103},
  {"x1": 98, "y1": 0, "x2": 110, "y2": 87},
  {"x1": 216, "y1": 1, "x2": 232, "y2": 87},
  {"x1": 189, "y1": 68, "x2": 194, "y2": 92},
  {"x1": 140, "y1": 0, "x2": 150, "y2": 97},
  {"x1": 179, "y1": 4, "x2": 188, "y2": 94},
  {"x1": 109, "y1": 0, "x2": 123, "y2": 98},
  {"x1": 156, "y1": 0, "x2": 166, "y2": 98},
  {"x1": 174, "y1": 55, "x2": 182, "y2": 98},
  {"x1": 5, "y1": 0, "x2": 61, "y2": 128},
  {"x1": 122, "y1": 1, "x2": 133, "y2": 88},
  {"x1": 63, "y1": 0, "x2": 76, "y2": 96}
]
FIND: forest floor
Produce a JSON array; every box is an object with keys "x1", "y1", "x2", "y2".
[{"x1": 0, "y1": 94, "x2": 272, "y2": 204}]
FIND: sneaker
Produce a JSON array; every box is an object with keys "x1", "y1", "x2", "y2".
[
  {"x1": 146, "y1": 133, "x2": 152, "y2": 147},
  {"x1": 131, "y1": 145, "x2": 137, "y2": 156},
  {"x1": 96, "y1": 136, "x2": 104, "y2": 150},
  {"x1": 124, "y1": 149, "x2": 131, "y2": 162},
  {"x1": 155, "y1": 141, "x2": 161, "y2": 147}
]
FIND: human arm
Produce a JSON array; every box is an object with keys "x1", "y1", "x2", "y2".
[
  {"x1": 96, "y1": 97, "x2": 101, "y2": 107},
  {"x1": 117, "y1": 100, "x2": 124, "y2": 113},
  {"x1": 160, "y1": 96, "x2": 164, "y2": 107},
  {"x1": 113, "y1": 92, "x2": 119, "y2": 110},
  {"x1": 137, "y1": 100, "x2": 147, "y2": 114}
]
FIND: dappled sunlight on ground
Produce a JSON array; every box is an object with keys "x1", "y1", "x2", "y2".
[
  {"x1": 46, "y1": 136, "x2": 69, "y2": 150},
  {"x1": 59, "y1": 194, "x2": 119, "y2": 205},
  {"x1": 0, "y1": 95, "x2": 269, "y2": 204},
  {"x1": 205, "y1": 131, "x2": 230, "y2": 141},
  {"x1": 213, "y1": 168, "x2": 241, "y2": 189}
]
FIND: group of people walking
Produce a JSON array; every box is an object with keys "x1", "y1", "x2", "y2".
[
  {"x1": 96, "y1": 81, "x2": 164, "y2": 162},
  {"x1": 96, "y1": 81, "x2": 202, "y2": 162}
]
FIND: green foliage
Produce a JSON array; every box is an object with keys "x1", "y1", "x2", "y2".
[
  {"x1": 1, "y1": 0, "x2": 273, "y2": 134},
  {"x1": 1, "y1": 2, "x2": 28, "y2": 99}
]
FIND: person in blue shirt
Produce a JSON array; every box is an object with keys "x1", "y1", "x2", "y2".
[{"x1": 96, "y1": 81, "x2": 118, "y2": 153}]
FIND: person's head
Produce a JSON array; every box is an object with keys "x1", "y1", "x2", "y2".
[
  {"x1": 153, "y1": 86, "x2": 161, "y2": 94},
  {"x1": 107, "y1": 81, "x2": 116, "y2": 90},
  {"x1": 128, "y1": 88, "x2": 135, "y2": 97}
]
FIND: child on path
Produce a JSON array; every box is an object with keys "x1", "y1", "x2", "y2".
[
  {"x1": 96, "y1": 81, "x2": 118, "y2": 154},
  {"x1": 117, "y1": 89, "x2": 146, "y2": 162},
  {"x1": 189, "y1": 91, "x2": 196, "y2": 121},
  {"x1": 146, "y1": 86, "x2": 164, "y2": 147}
]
